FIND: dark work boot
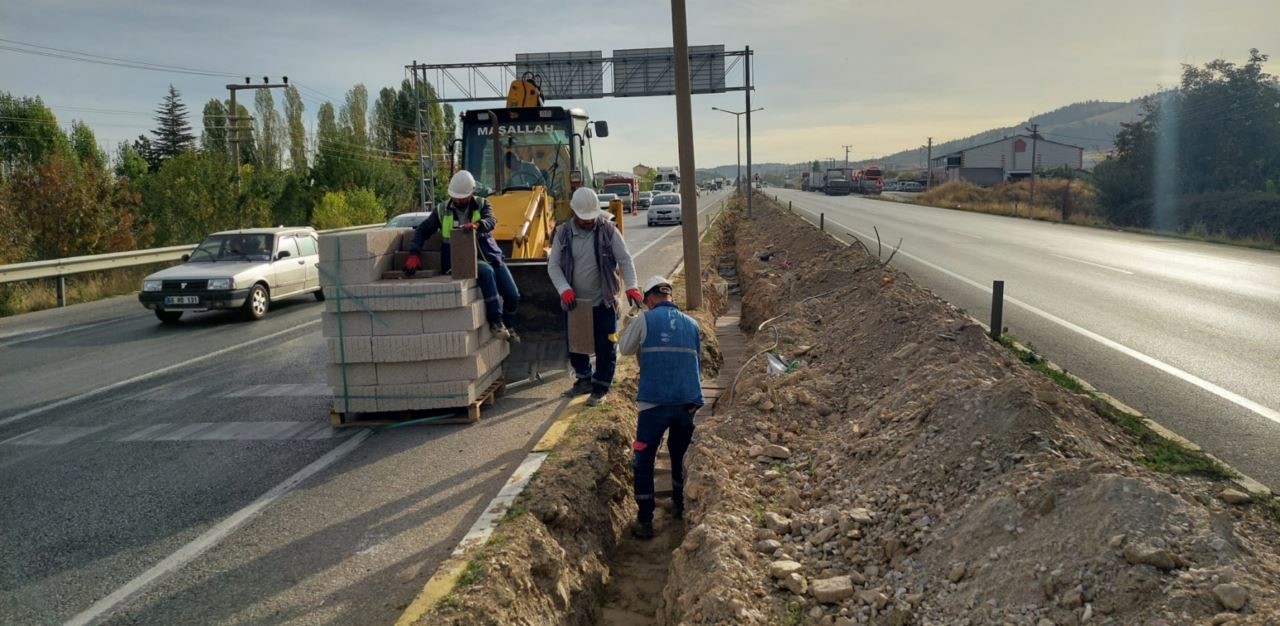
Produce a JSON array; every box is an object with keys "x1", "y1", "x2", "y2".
[
  {"x1": 562, "y1": 377, "x2": 593, "y2": 397},
  {"x1": 630, "y1": 520, "x2": 655, "y2": 540}
]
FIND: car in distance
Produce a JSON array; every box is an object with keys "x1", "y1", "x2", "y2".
[
  {"x1": 139, "y1": 227, "x2": 322, "y2": 323},
  {"x1": 386, "y1": 212, "x2": 432, "y2": 228},
  {"x1": 647, "y1": 193, "x2": 682, "y2": 226},
  {"x1": 638, "y1": 191, "x2": 653, "y2": 209}
]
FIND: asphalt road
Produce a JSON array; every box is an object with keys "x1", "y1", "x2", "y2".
[
  {"x1": 0, "y1": 188, "x2": 729, "y2": 626},
  {"x1": 770, "y1": 188, "x2": 1280, "y2": 490}
]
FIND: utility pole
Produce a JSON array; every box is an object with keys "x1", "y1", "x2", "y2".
[
  {"x1": 744, "y1": 45, "x2": 755, "y2": 218},
  {"x1": 226, "y1": 76, "x2": 289, "y2": 227},
  {"x1": 1025, "y1": 123, "x2": 1039, "y2": 208},
  {"x1": 843, "y1": 144, "x2": 852, "y2": 170},
  {"x1": 671, "y1": 0, "x2": 702, "y2": 309},
  {"x1": 925, "y1": 137, "x2": 933, "y2": 189}
]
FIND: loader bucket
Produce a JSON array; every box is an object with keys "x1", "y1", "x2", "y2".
[{"x1": 505, "y1": 257, "x2": 569, "y2": 383}]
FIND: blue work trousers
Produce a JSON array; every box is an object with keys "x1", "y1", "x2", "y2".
[
  {"x1": 477, "y1": 260, "x2": 519, "y2": 328},
  {"x1": 568, "y1": 304, "x2": 617, "y2": 391},
  {"x1": 633, "y1": 404, "x2": 696, "y2": 525}
]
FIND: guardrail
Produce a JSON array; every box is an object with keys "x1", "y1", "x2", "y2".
[{"x1": 0, "y1": 223, "x2": 385, "y2": 306}]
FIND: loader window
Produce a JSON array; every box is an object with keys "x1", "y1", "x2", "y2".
[{"x1": 464, "y1": 125, "x2": 571, "y2": 198}]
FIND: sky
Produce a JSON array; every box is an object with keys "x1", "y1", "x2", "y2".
[{"x1": 3, "y1": 0, "x2": 1278, "y2": 173}]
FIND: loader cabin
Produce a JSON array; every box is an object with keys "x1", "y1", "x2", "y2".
[{"x1": 458, "y1": 108, "x2": 607, "y2": 219}]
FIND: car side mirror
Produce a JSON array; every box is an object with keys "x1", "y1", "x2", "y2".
[
  {"x1": 277, "y1": 250, "x2": 291, "y2": 260},
  {"x1": 181, "y1": 254, "x2": 190, "y2": 262},
  {"x1": 594, "y1": 121, "x2": 609, "y2": 138}
]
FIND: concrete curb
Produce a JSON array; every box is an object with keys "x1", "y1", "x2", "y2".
[{"x1": 772, "y1": 192, "x2": 1274, "y2": 499}]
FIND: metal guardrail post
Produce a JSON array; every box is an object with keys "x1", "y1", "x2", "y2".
[
  {"x1": 990, "y1": 280, "x2": 1004, "y2": 340},
  {"x1": 56, "y1": 276, "x2": 66, "y2": 307},
  {"x1": 820, "y1": 213, "x2": 825, "y2": 232}
]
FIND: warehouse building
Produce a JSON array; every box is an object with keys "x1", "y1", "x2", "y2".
[{"x1": 930, "y1": 135, "x2": 1083, "y2": 186}]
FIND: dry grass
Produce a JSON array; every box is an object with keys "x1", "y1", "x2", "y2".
[
  {"x1": 920, "y1": 180, "x2": 1102, "y2": 226},
  {"x1": 0, "y1": 263, "x2": 173, "y2": 317}
]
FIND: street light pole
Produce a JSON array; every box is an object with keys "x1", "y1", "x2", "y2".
[{"x1": 712, "y1": 105, "x2": 763, "y2": 200}]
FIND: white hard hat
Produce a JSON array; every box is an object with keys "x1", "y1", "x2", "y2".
[
  {"x1": 571, "y1": 187, "x2": 610, "y2": 221},
  {"x1": 448, "y1": 170, "x2": 477, "y2": 199},
  {"x1": 643, "y1": 275, "x2": 673, "y2": 296}
]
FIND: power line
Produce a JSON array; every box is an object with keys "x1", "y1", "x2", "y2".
[{"x1": 0, "y1": 41, "x2": 242, "y2": 78}]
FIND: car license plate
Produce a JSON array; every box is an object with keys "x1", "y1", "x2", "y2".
[{"x1": 165, "y1": 296, "x2": 199, "y2": 305}]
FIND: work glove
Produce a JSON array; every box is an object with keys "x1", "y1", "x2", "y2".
[
  {"x1": 626, "y1": 288, "x2": 643, "y2": 308},
  {"x1": 460, "y1": 222, "x2": 478, "y2": 231},
  {"x1": 403, "y1": 254, "x2": 421, "y2": 276},
  {"x1": 560, "y1": 288, "x2": 576, "y2": 311}
]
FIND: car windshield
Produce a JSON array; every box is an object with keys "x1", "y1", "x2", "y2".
[
  {"x1": 189, "y1": 234, "x2": 274, "y2": 262},
  {"x1": 603, "y1": 184, "x2": 631, "y2": 196},
  {"x1": 654, "y1": 194, "x2": 680, "y2": 205}
]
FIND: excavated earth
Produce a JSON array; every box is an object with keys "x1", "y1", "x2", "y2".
[{"x1": 660, "y1": 198, "x2": 1280, "y2": 625}]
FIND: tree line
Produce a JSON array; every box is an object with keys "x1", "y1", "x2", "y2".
[
  {"x1": 0, "y1": 80, "x2": 456, "y2": 266},
  {"x1": 1093, "y1": 49, "x2": 1280, "y2": 243}
]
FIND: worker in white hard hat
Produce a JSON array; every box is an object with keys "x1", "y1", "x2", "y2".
[
  {"x1": 547, "y1": 187, "x2": 641, "y2": 406},
  {"x1": 406, "y1": 170, "x2": 520, "y2": 340},
  {"x1": 618, "y1": 275, "x2": 703, "y2": 539}
]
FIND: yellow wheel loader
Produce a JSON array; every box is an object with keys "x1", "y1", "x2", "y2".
[{"x1": 449, "y1": 75, "x2": 624, "y2": 381}]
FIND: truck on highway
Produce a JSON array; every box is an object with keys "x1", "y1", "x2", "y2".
[
  {"x1": 824, "y1": 168, "x2": 851, "y2": 196},
  {"x1": 601, "y1": 175, "x2": 639, "y2": 213},
  {"x1": 852, "y1": 165, "x2": 884, "y2": 195},
  {"x1": 808, "y1": 171, "x2": 824, "y2": 193}
]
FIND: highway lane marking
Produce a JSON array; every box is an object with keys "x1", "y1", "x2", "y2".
[
  {"x1": 798, "y1": 205, "x2": 1280, "y2": 427},
  {"x1": 630, "y1": 192, "x2": 729, "y2": 260},
  {"x1": 1049, "y1": 253, "x2": 1135, "y2": 275},
  {"x1": 945, "y1": 228, "x2": 984, "y2": 240},
  {"x1": 0, "y1": 320, "x2": 320, "y2": 429},
  {"x1": 63, "y1": 428, "x2": 372, "y2": 626},
  {"x1": 0, "y1": 316, "x2": 128, "y2": 348}
]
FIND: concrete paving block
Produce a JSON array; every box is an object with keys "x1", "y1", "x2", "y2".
[
  {"x1": 327, "y1": 363, "x2": 377, "y2": 387},
  {"x1": 401, "y1": 231, "x2": 442, "y2": 252},
  {"x1": 322, "y1": 279, "x2": 478, "y2": 313},
  {"x1": 369, "y1": 310, "x2": 425, "y2": 336},
  {"x1": 369, "y1": 326, "x2": 487, "y2": 362},
  {"x1": 321, "y1": 311, "x2": 373, "y2": 338},
  {"x1": 319, "y1": 254, "x2": 393, "y2": 287},
  {"x1": 319, "y1": 229, "x2": 403, "y2": 261},
  {"x1": 425, "y1": 337, "x2": 510, "y2": 382},
  {"x1": 376, "y1": 368, "x2": 501, "y2": 412},
  {"x1": 450, "y1": 230, "x2": 478, "y2": 279},
  {"x1": 327, "y1": 336, "x2": 372, "y2": 363},
  {"x1": 422, "y1": 300, "x2": 486, "y2": 333},
  {"x1": 376, "y1": 362, "x2": 431, "y2": 386}
]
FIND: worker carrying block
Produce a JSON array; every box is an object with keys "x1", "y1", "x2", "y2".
[
  {"x1": 405, "y1": 170, "x2": 520, "y2": 341},
  {"x1": 548, "y1": 187, "x2": 641, "y2": 407}
]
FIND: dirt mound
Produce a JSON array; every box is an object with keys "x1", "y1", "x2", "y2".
[{"x1": 662, "y1": 199, "x2": 1280, "y2": 625}]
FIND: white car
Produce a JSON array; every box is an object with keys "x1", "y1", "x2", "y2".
[
  {"x1": 647, "y1": 193, "x2": 682, "y2": 226},
  {"x1": 386, "y1": 212, "x2": 432, "y2": 228},
  {"x1": 597, "y1": 193, "x2": 619, "y2": 213},
  {"x1": 138, "y1": 227, "x2": 322, "y2": 323}
]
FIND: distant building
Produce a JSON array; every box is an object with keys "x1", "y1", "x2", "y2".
[
  {"x1": 632, "y1": 163, "x2": 655, "y2": 178},
  {"x1": 930, "y1": 135, "x2": 1083, "y2": 186}
]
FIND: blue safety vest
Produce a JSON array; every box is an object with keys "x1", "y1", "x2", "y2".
[{"x1": 636, "y1": 302, "x2": 703, "y2": 406}]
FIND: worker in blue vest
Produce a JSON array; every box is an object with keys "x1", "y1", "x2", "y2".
[
  {"x1": 405, "y1": 170, "x2": 519, "y2": 340},
  {"x1": 618, "y1": 275, "x2": 703, "y2": 539}
]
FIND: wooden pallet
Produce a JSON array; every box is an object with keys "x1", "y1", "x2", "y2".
[{"x1": 329, "y1": 379, "x2": 506, "y2": 428}]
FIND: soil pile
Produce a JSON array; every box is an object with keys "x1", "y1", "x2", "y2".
[{"x1": 662, "y1": 199, "x2": 1280, "y2": 625}]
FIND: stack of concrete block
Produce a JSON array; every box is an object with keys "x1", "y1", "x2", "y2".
[{"x1": 319, "y1": 228, "x2": 508, "y2": 416}]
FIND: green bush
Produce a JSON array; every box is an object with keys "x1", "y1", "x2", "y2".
[
  {"x1": 311, "y1": 191, "x2": 351, "y2": 229},
  {"x1": 344, "y1": 187, "x2": 386, "y2": 225}
]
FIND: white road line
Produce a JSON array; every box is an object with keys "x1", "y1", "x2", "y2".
[
  {"x1": 631, "y1": 193, "x2": 728, "y2": 259},
  {"x1": 1049, "y1": 253, "x2": 1135, "y2": 275},
  {"x1": 945, "y1": 228, "x2": 984, "y2": 240},
  {"x1": 804, "y1": 205, "x2": 1280, "y2": 426},
  {"x1": 0, "y1": 316, "x2": 128, "y2": 348},
  {"x1": 63, "y1": 428, "x2": 371, "y2": 626},
  {"x1": 0, "y1": 320, "x2": 320, "y2": 429}
]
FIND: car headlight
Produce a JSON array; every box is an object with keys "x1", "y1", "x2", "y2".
[
  {"x1": 207, "y1": 278, "x2": 232, "y2": 290},
  {"x1": 143, "y1": 280, "x2": 162, "y2": 292}
]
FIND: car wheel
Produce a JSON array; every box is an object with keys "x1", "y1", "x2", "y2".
[
  {"x1": 243, "y1": 284, "x2": 270, "y2": 320},
  {"x1": 314, "y1": 289, "x2": 326, "y2": 302},
  {"x1": 155, "y1": 309, "x2": 183, "y2": 324}
]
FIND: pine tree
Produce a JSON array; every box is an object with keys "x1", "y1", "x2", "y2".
[{"x1": 150, "y1": 85, "x2": 195, "y2": 163}]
